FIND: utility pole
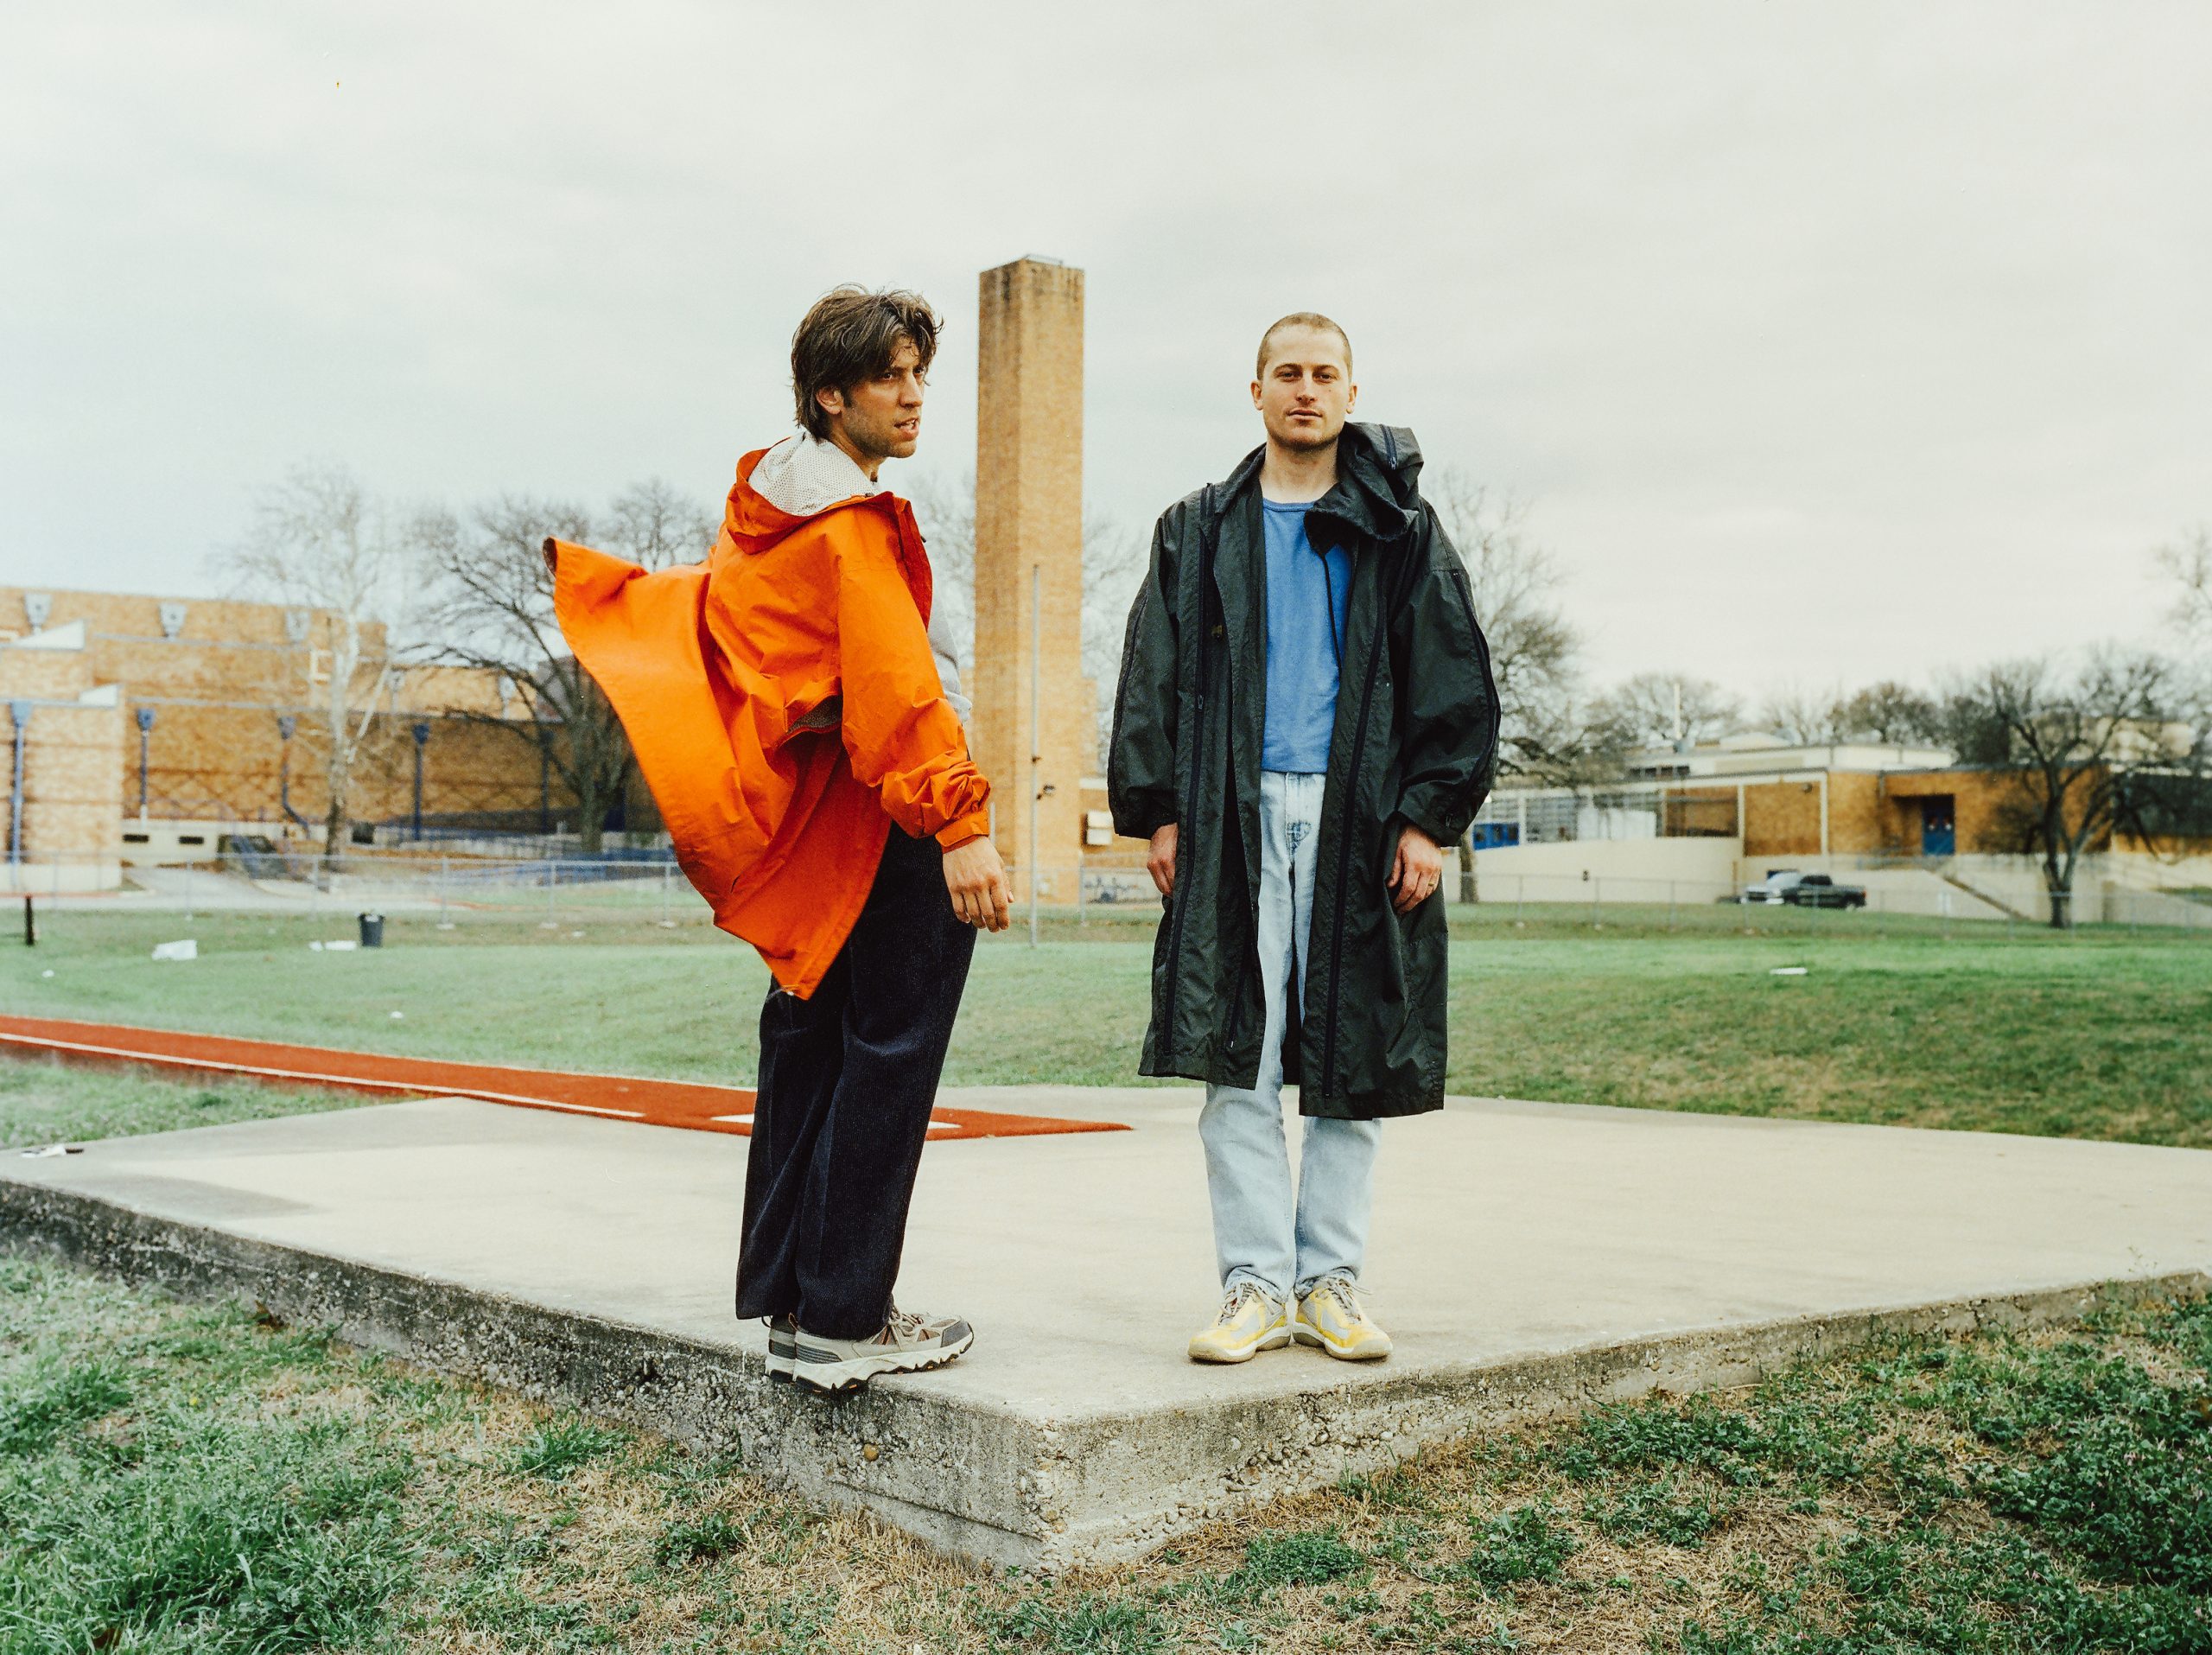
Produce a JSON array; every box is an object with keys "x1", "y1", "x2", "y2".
[{"x1": 1029, "y1": 564, "x2": 1041, "y2": 947}]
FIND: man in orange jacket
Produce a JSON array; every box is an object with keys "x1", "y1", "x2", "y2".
[{"x1": 549, "y1": 287, "x2": 1010, "y2": 1392}]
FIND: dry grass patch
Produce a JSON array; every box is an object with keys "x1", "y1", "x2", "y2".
[{"x1": 2, "y1": 1257, "x2": 2205, "y2": 1652}]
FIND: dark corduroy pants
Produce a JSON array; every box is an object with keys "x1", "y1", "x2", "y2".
[{"x1": 734, "y1": 824, "x2": 976, "y2": 1339}]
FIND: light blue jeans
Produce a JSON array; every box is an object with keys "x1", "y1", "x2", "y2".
[{"x1": 1201, "y1": 770, "x2": 1382, "y2": 1302}]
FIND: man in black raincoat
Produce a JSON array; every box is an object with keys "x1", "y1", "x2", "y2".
[{"x1": 1109, "y1": 313, "x2": 1498, "y2": 1365}]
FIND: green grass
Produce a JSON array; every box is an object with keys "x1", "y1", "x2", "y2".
[
  {"x1": 0, "y1": 1056, "x2": 368, "y2": 1149},
  {"x1": 7, "y1": 908, "x2": 2209, "y2": 1147},
  {"x1": 2, "y1": 1253, "x2": 2204, "y2": 1652}
]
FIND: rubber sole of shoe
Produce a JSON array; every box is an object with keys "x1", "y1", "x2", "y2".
[
  {"x1": 791, "y1": 1327, "x2": 976, "y2": 1394},
  {"x1": 1187, "y1": 1324, "x2": 1293, "y2": 1364},
  {"x1": 1293, "y1": 1322, "x2": 1391, "y2": 1360}
]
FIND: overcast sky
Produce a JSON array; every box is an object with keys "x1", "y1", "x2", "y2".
[{"x1": 5, "y1": 3, "x2": 2207, "y2": 700}]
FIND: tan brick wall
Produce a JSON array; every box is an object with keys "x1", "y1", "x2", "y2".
[
  {"x1": 1658, "y1": 786, "x2": 1740, "y2": 838},
  {"x1": 1881, "y1": 767, "x2": 2078, "y2": 857},
  {"x1": 128, "y1": 704, "x2": 567, "y2": 826},
  {"x1": 14, "y1": 705, "x2": 125, "y2": 859},
  {"x1": 973, "y1": 258, "x2": 1095, "y2": 898},
  {"x1": 1742, "y1": 780, "x2": 1824, "y2": 857},
  {"x1": 0, "y1": 589, "x2": 333, "y2": 651},
  {"x1": 1826, "y1": 771, "x2": 1889, "y2": 856},
  {"x1": 0, "y1": 652, "x2": 92, "y2": 700},
  {"x1": 0, "y1": 703, "x2": 124, "y2": 863},
  {"x1": 0, "y1": 585, "x2": 553, "y2": 831}
]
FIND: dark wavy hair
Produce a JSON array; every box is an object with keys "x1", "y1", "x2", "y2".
[{"x1": 791, "y1": 286, "x2": 941, "y2": 439}]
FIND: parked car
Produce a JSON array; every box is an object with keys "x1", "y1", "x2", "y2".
[{"x1": 1739, "y1": 870, "x2": 1867, "y2": 908}]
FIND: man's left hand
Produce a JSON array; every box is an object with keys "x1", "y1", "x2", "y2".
[{"x1": 1388, "y1": 824, "x2": 1445, "y2": 914}]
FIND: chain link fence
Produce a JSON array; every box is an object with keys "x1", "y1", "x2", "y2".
[{"x1": 3, "y1": 849, "x2": 2206, "y2": 944}]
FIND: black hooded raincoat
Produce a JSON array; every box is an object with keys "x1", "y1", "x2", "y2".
[{"x1": 1107, "y1": 424, "x2": 1500, "y2": 1120}]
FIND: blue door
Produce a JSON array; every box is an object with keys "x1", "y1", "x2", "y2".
[{"x1": 1919, "y1": 796, "x2": 1955, "y2": 857}]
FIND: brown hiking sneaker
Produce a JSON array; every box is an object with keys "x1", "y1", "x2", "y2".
[{"x1": 790, "y1": 1303, "x2": 974, "y2": 1393}]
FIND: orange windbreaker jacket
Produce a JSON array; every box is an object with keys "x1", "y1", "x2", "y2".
[{"x1": 548, "y1": 448, "x2": 990, "y2": 997}]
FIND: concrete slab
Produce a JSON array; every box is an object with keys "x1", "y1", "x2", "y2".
[{"x1": 3, "y1": 1087, "x2": 2208, "y2": 1567}]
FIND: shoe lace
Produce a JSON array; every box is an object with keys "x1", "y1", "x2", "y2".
[
  {"x1": 1216, "y1": 1280, "x2": 1273, "y2": 1325},
  {"x1": 1307, "y1": 1274, "x2": 1365, "y2": 1321},
  {"x1": 884, "y1": 1300, "x2": 929, "y2": 1341}
]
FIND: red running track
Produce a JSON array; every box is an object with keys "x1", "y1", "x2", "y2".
[{"x1": 0, "y1": 1014, "x2": 1128, "y2": 1143}]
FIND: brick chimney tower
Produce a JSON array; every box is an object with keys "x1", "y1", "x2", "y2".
[{"x1": 972, "y1": 257, "x2": 1093, "y2": 902}]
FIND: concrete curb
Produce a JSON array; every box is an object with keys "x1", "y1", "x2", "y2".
[{"x1": 3, "y1": 1173, "x2": 2203, "y2": 1569}]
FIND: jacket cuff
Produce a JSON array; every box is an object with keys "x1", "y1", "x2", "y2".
[
  {"x1": 1396, "y1": 795, "x2": 1465, "y2": 850},
  {"x1": 1109, "y1": 792, "x2": 1176, "y2": 842},
  {"x1": 934, "y1": 810, "x2": 993, "y2": 852}
]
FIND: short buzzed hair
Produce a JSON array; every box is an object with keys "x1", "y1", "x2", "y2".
[
  {"x1": 791, "y1": 286, "x2": 941, "y2": 440},
  {"x1": 1256, "y1": 311, "x2": 1353, "y2": 379}
]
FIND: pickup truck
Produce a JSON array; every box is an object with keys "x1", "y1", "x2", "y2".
[{"x1": 1739, "y1": 871, "x2": 1867, "y2": 908}]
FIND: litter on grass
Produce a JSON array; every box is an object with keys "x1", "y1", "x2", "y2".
[
  {"x1": 308, "y1": 939, "x2": 359, "y2": 952},
  {"x1": 389, "y1": 1010, "x2": 405, "y2": 1020},
  {"x1": 1770, "y1": 965, "x2": 1809, "y2": 977},
  {"x1": 150, "y1": 939, "x2": 198, "y2": 962}
]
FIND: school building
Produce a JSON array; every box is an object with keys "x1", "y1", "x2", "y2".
[
  {"x1": 0, "y1": 585, "x2": 569, "y2": 887},
  {"x1": 1469, "y1": 733, "x2": 2210, "y2": 922}
]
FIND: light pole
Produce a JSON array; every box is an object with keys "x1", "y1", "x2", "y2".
[
  {"x1": 8, "y1": 701, "x2": 31, "y2": 867},
  {"x1": 410, "y1": 719, "x2": 431, "y2": 843},
  {"x1": 276, "y1": 715, "x2": 303, "y2": 832},
  {"x1": 134, "y1": 706, "x2": 155, "y2": 819}
]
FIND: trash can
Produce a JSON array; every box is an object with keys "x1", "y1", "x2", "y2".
[{"x1": 357, "y1": 912, "x2": 385, "y2": 949}]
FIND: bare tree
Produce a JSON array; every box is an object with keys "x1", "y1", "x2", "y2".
[
  {"x1": 1081, "y1": 510, "x2": 1146, "y2": 762},
  {"x1": 412, "y1": 479, "x2": 714, "y2": 853},
  {"x1": 1584, "y1": 672, "x2": 1742, "y2": 758},
  {"x1": 608, "y1": 475, "x2": 721, "y2": 571},
  {"x1": 2157, "y1": 526, "x2": 2211, "y2": 646},
  {"x1": 906, "y1": 471, "x2": 976, "y2": 675},
  {"x1": 1425, "y1": 472, "x2": 1584, "y2": 896},
  {"x1": 1834, "y1": 680, "x2": 1945, "y2": 745},
  {"x1": 230, "y1": 462, "x2": 406, "y2": 860},
  {"x1": 1942, "y1": 649, "x2": 2207, "y2": 926},
  {"x1": 1427, "y1": 472, "x2": 1582, "y2": 780},
  {"x1": 1757, "y1": 683, "x2": 1847, "y2": 746}
]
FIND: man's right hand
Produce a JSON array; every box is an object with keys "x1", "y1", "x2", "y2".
[
  {"x1": 944, "y1": 836, "x2": 1013, "y2": 931},
  {"x1": 1147, "y1": 823, "x2": 1178, "y2": 897}
]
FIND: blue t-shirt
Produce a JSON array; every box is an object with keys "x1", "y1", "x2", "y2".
[{"x1": 1261, "y1": 498, "x2": 1352, "y2": 774}]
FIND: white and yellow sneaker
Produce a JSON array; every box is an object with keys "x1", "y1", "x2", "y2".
[
  {"x1": 1294, "y1": 1275, "x2": 1392, "y2": 1361},
  {"x1": 1188, "y1": 1280, "x2": 1292, "y2": 1364}
]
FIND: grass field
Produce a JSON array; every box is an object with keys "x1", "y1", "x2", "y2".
[
  {"x1": 7, "y1": 908, "x2": 2209, "y2": 1147},
  {"x1": 2, "y1": 1250, "x2": 2203, "y2": 1653},
  {"x1": 3, "y1": 913, "x2": 2206, "y2": 1649}
]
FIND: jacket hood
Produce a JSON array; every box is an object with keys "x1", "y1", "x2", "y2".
[
  {"x1": 720, "y1": 442, "x2": 895, "y2": 557},
  {"x1": 1205, "y1": 423, "x2": 1426, "y2": 543}
]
